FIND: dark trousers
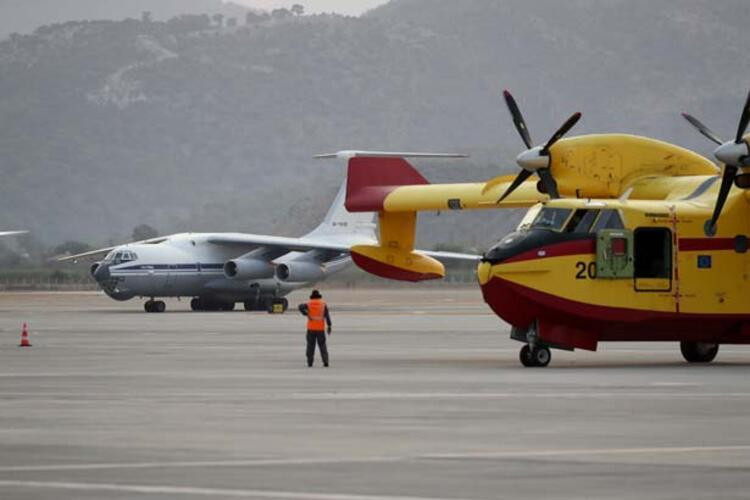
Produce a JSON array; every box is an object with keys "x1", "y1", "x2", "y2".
[{"x1": 306, "y1": 330, "x2": 329, "y2": 366}]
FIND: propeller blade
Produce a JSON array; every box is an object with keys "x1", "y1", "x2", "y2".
[
  {"x1": 503, "y1": 90, "x2": 533, "y2": 149},
  {"x1": 497, "y1": 169, "x2": 533, "y2": 203},
  {"x1": 706, "y1": 165, "x2": 738, "y2": 235},
  {"x1": 541, "y1": 112, "x2": 582, "y2": 154},
  {"x1": 681, "y1": 113, "x2": 723, "y2": 146},
  {"x1": 736, "y1": 89, "x2": 750, "y2": 144},
  {"x1": 537, "y1": 168, "x2": 560, "y2": 199}
]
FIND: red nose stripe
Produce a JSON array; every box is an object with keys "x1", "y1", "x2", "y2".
[{"x1": 503, "y1": 239, "x2": 595, "y2": 264}]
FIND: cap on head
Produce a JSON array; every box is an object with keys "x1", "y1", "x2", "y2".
[{"x1": 310, "y1": 289, "x2": 322, "y2": 299}]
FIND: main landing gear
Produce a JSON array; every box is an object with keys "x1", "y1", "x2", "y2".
[
  {"x1": 519, "y1": 344, "x2": 551, "y2": 367},
  {"x1": 190, "y1": 298, "x2": 235, "y2": 311},
  {"x1": 144, "y1": 299, "x2": 166, "y2": 313},
  {"x1": 680, "y1": 341, "x2": 719, "y2": 363}
]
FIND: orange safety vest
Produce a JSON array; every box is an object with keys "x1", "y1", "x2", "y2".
[{"x1": 306, "y1": 299, "x2": 326, "y2": 331}]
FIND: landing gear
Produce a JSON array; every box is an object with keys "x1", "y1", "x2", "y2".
[
  {"x1": 145, "y1": 300, "x2": 166, "y2": 313},
  {"x1": 519, "y1": 344, "x2": 551, "y2": 367},
  {"x1": 680, "y1": 342, "x2": 719, "y2": 363},
  {"x1": 266, "y1": 298, "x2": 289, "y2": 314},
  {"x1": 190, "y1": 298, "x2": 201, "y2": 311}
]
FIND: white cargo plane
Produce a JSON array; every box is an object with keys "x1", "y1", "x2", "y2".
[{"x1": 60, "y1": 170, "x2": 478, "y2": 313}]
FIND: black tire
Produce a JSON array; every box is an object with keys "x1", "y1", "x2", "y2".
[
  {"x1": 221, "y1": 302, "x2": 235, "y2": 312},
  {"x1": 266, "y1": 300, "x2": 275, "y2": 314},
  {"x1": 190, "y1": 298, "x2": 202, "y2": 311},
  {"x1": 144, "y1": 301, "x2": 154, "y2": 313},
  {"x1": 680, "y1": 342, "x2": 719, "y2": 363},
  {"x1": 281, "y1": 298, "x2": 289, "y2": 312},
  {"x1": 243, "y1": 301, "x2": 256, "y2": 311},
  {"x1": 154, "y1": 301, "x2": 166, "y2": 313},
  {"x1": 519, "y1": 345, "x2": 535, "y2": 367}
]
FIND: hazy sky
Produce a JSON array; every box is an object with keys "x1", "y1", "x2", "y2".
[{"x1": 236, "y1": 0, "x2": 389, "y2": 16}]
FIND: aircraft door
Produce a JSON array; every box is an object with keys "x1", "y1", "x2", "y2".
[
  {"x1": 596, "y1": 229, "x2": 634, "y2": 279},
  {"x1": 633, "y1": 227, "x2": 672, "y2": 292}
]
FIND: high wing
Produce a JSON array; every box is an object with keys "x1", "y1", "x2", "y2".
[
  {"x1": 206, "y1": 233, "x2": 480, "y2": 262},
  {"x1": 334, "y1": 155, "x2": 545, "y2": 281},
  {"x1": 57, "y1": 236, "x2": 169, "y2": 262},
  {"x1": 0, "y1": 230, "x2": 28, "y2": 237}
]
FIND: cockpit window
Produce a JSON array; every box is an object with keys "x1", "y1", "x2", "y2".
[
  {"x1": 593, "y1": 209, "x2": 625, "y2": 231},
  {"x1": 530, "y1": 208, "x2": 573, "y2": 231},
  {"x1": 104, "y1": 250, "x2": 137, "y2": 264},
  {"x1": 564, "y1": 209, "x2": 601, "y2": 233}
]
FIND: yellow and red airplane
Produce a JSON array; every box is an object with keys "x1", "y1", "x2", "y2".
[{"x1": 330, "y1": 89, "x2": 750, "y2": 367}]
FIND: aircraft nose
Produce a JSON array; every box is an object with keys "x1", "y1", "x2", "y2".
[{"x1": 93, "y1": 263, "x2": 111, "y2": 282}]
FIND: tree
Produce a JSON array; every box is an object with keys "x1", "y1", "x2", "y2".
[
  {"x1": 291, "y1": 4, "x2": 305, "y2": 16},
  {"x1": 212, "y1": 13, "x2": 224, "y2": 27},
  {"x1": 245, "y1": 11, "x2": 269, "y2": 25},
  {"x1": 271, "y1": 8, "x2": 292, "y2": 19},
  {"x1": 132, "y1": 224, "x2": 159, "y2": 241}
]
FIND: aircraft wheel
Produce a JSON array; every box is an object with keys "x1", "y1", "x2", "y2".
[
  {"x1": 153, "y1": 300, "x2": 166, "y2": 313},
  {"x1": 243, "y1": 301, "x2": 256, "y2": 311},
  {"x1": 519, "y1": 345, "x2": 551, "y2": 367},
  {"x1": 281, "y1": 298, "x2": 289, "y2": 312},
  {"x1": 519, "y1": 345, "x2": 534, "y2": 367},
  {"x1": 190, "y1": 298, "x2": 202, "y2": 311},
  {"x1": 144, "y1": 301, "x2": 154, "y2": 313},
  {"x1": 680, "y1": 341, "x2": 719, "y2": 363},
  {"x1": 221, "y1": 302, "x2": 236, "y2": 312}
]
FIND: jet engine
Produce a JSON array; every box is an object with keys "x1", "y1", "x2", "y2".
[
  {"x1": 276, "y1": 261, "x2": 326, "y2": 282},
  {"x1": 90, "y1": 262, "x2": 100, "y2": 278},
  {"x1": 223, "y1": 258, "x2": 275, "y2": 280}
]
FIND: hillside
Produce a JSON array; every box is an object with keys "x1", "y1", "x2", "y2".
[
  {"x1": 0, "y1": 0, "x2": 249, "y2": 39},
  {"x1": 0, "y1": 0, "x2": 748, "y2": 249}
]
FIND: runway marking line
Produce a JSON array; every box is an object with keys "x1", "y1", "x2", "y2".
[
  {"x1": 2, "y1": 445, "x2": 750, "y2": 473},
  {"x1": 0, "y1": 480, "x2": 475, "y2": 500}
]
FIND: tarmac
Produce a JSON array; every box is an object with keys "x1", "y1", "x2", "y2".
[{"x1": 0, "y1": 288, "x2": 749, "y2": 500}]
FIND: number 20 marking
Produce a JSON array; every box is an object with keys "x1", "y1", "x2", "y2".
[{"x1": 575, "y1": 261, "x2": 597, "y2": 280}]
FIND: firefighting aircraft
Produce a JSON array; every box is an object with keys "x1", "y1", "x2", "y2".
[
  {"x1": 330, "y1": 89, "x2": 750, "y2": 367},
  {"x1": 59, "y1": 174, "x2": 476, "y2": 313}
]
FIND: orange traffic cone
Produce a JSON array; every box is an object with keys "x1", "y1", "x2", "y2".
[{"x1": 19, "y1": 323, "x2": 31, "y2": 347}]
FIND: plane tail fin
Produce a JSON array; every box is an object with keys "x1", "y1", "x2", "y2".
[{"x1": 306, "y1": 180, "x2": 377, "y2": 241}]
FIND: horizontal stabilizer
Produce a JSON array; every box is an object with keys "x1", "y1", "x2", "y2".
[{"x1": 315, "y1": 150, "x2": 467, "y2": 159}]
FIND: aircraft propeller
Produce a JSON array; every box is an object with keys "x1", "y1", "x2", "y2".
[
  {"x1": 497, "y1": 90, "x2": 582, "y2": 202},
  {"x1": 682, "y1": 89, "x2": 750, "y2": 236}
]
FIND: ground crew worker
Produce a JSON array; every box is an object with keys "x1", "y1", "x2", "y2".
[{"x1": 298, "y1": 289, "x2": 332, "y2": 367}]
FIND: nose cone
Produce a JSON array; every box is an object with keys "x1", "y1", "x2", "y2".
[
  {"x1": 516, "y1": 146, "x2": 549, "y2": 171},
  {"x1": 93, "y1": 263, "x2": 110, "y2": 282},
  {"x1": 714, "y1": 141, "x2": 749, "y2": 166}
]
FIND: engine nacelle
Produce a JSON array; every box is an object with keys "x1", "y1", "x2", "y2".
[
  {"x1": 223, "y1": 258, "x2": 275, "y2": 280},
  {"x1": 90, "y1": 262, "x2": 100, "y2": 278},
  {"x1": 276, "y1": 261, "x2": 326, "y2": 282}
]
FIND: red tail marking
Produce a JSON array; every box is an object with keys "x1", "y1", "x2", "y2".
[{"x1": 345, "y1": 157, "x2": 429, "y2": 212}]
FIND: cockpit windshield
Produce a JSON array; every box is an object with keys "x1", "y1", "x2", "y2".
[
  {"x1": 530, "y1": 208, "x2": 573, "y2": 231},
  {"x1": 103, "y1": 249, "x2": 138, "y2": 265}
]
